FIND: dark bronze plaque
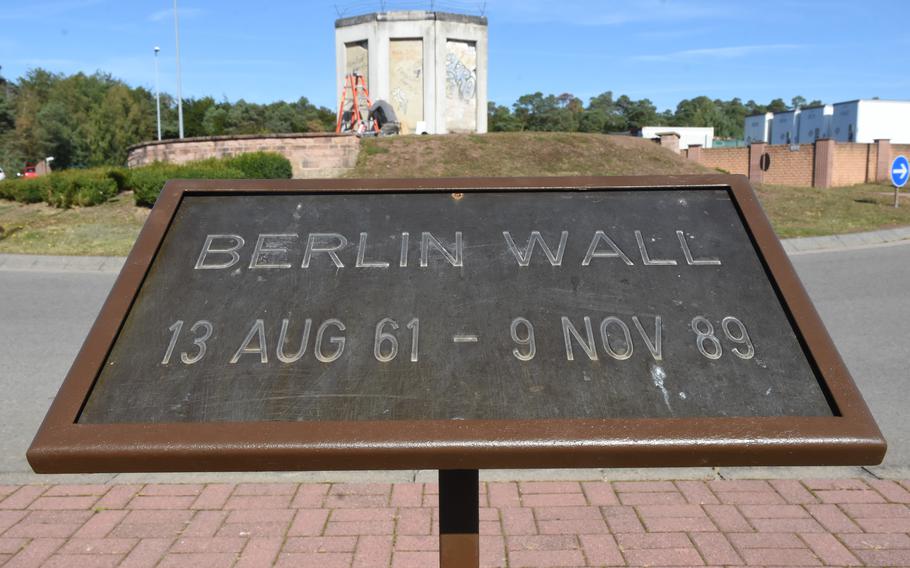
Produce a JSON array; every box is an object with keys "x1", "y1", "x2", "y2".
[
  {"x1": 28, "y1": 176, "x2": 886, "y2": 473},
  {"x1": 81, "y1": 189, "x2": 829, "y2": 423}
]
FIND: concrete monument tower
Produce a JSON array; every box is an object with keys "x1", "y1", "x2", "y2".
[{"x1": 335, "y1": 11, "x2": 488, "y2": 135}]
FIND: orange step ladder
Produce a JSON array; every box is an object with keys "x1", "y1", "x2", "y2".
[{"x1": 335, "y1": 73, "x2": 380, "y2": 134}]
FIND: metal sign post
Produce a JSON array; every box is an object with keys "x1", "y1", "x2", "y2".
[
  {"x1": 891, "y1": 155, "x2": 908, "y2": 208},
  {"x1": 439, "y1": 470, "x2": 480, "y2": 567}
]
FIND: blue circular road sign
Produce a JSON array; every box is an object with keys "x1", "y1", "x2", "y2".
[{"x1": 891, "y1": 155, "x2": 909, "y2": 188}]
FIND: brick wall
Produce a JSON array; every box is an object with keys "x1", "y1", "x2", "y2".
[
  {"x1": 695, "y1": 147, "x2": 749, "y2": 175},
  {"x1": 867, "y1": 144, "x2": 879, "y2": 183},
  {"x1": 760, "y1": 144, "x2": 815, "y2": 186},
  {"x1": 690, "y1": 139, "x2": 897, "y2": 188},
  {"x1": 127, "y1": 133, "x2": 360, "y2": 179},
  {"x1": 832, "y1": 143, "x2": 873, "y2": 186}
]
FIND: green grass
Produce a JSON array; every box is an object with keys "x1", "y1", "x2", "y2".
[
  {"x1": 347, "y1": 132, "x2": 709, "y2": 178},
  {"x1": 0, "y1": 192, "x2": 146, "y2": 256},
  {"x1": 1, "y1": 133, "x2": 909, "y2": 255},
  {"x1": 756, "y1": 183, "x2": 910, "y2": 238}
]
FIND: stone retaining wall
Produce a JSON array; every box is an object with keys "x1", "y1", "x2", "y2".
[{"x1": 126, "y1": 133, "x2": 361, "y2": 179}]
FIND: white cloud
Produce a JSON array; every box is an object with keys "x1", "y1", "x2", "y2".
[
  {"x1": 634, "y1": 44, "x2": 804, "y2": 62},
  {"x1": 487, "y1": 0, "x2": 740, "y2": 27},
  {"x1": 192, "y1": 58, "x2": 293, "y2": 67},
  {"x1": 148, "y1": 7, "x2": 203, "y2": 22},
  {"x1": 0, "y1": 0, "x2": 105, "y2": 20},
  {"x1": 12, "y1": 58, "x2": 84, "y2": 69}
]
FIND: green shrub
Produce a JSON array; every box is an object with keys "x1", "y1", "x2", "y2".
[
  {"x1": 223, "y1": 152, "x2": 293, "y2": 179},
  {"x1": 2, "y1": 177, "x2": 50, "y2": 204},
  {"x1": 102, "y1": 167, "x2": 130, "y2": 192},
  {"x1": 0, "y1": 179, "x2": 15, "y2": 201},
  {"x1": 46, "y1": 174, "x2": 74, "y2": 208},
  {"x1": 45, "y1": 170, "x2": 119, "y2": 208},
  {"x1": 124, "y1": 166, "x2": 169, "y2": 207},
  {"x1": 0, "y1": 167, "x2": 125, "y2": 208},
  {"x1": 129, "y1": 161, "x2": 246, "y2": 207},
  {"x1": 1, "y1": 152, "x2": 292, "y2": 208},
  {"x1": 73, "y1": 174, "x2": 118, "y2": 207}
]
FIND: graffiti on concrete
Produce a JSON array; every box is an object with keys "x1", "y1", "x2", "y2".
[
  {"x1": 446, "y1": 53, "x2": 476, "y2": 101},
  {"x1": 445, "y1": 41, "x2": 477, "y2": 132}
]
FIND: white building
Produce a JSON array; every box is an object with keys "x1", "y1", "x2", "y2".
[
  {"x1": 830, "y1": 100, "x2": 910, "y2": 144},
  {"x1": 744, "y1": 99, "x2": 910, "y2": 145},
  {"x1": 640, "y1": 126, "x2": 713, "y2": 149},
  {"x1": 335, "y1": 11, "x2": 488, "y2": 135},
  {"x1": 770, "y1": 110, "x2": 800, "y2": 145},
  {"x1": 797, "y1": 105, "x2": 833, "y2": 144},
  {"x1": 744, "y1": 112, "x2": 773, "y2": 144}
]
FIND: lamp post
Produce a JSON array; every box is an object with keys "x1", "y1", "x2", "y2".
[
  {"x1": 154, "y1": 46, "x2": 162, "y2": 141},
  {"x1": 173, "y1": 0, "x2": 184, "y2": 139}
]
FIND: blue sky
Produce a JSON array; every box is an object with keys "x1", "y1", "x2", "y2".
[{"x1": 1, "y1": 0, "x2": 907, "y2": 112}]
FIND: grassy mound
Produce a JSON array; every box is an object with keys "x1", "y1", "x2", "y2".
[{"x1": 348, "y1": 132, "x2": 710, "y2": 178}]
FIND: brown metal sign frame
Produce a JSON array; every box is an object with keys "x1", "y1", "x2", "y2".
[{"x1": 28, "y1": 175, "x2": 886, "y2": 474}]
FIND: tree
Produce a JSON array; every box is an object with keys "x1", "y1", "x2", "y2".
[
  {"x1": 0, "y1": 67, "x2": 20, "y2": 174},
  {"x1": 0, "y1": 74, "x2": 14, "y2": 133},
  {"x1": 767, "y1": 98, "x2": 789, "y2": 113},
  {"x1": 183, "y1": 96, "x2": 216, "y2": 137},
  {"x1": 586, "y1": 91, "x2": 627, "y2": 132},
  {"x1": 617, "y1": 95, "x2": 658, "y2": 132},
  {"x1": 504, "y1": 92, "x2": 584, "y2": 132},
  {"x1": 87, "y1": 84, "x2": 155, "y2": 166},
  {"x1": 487, "y1": 102, "x2": 521, "y2": 132},
  {"x1": 0, "y1": 67, "x2": 339, "y2": 169},
  {"x1": 577, "y1": 109, "x2": 607, "y2": 133}
]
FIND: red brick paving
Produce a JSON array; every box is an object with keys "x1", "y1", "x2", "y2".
[{"x1": 0, "y1": 478, "x2": 907, "y2": 566}]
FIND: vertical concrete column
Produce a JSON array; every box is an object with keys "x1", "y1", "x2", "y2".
[
  {"x1": 434, "y1": 20, "x2": 447, "y2": 134},
  {"x1": 749, "y1": 142, "x2": 766, "y2": 184},
  {"x1": 475, "y1": 33, "x2": 489, "y2": 133},
  {"x1": 814, "y1": 138, "x2": 835, "y2": 188},
  {"x1": 658, "y1": 133, "x2": 680, "y2": 154},
  {"x1": 687, "y1": 144, "x2": 702, "y2": 162},
  {"x1": 875, "y1": 139, "x2": 892, "y2": 183}
]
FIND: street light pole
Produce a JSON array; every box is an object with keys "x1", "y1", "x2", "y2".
[
  {"x1": 154, "y1": 46, "x2": 162, "y2": 141},
  {"x1": 173, "y1": 0, "x2": 184, "y2": 139}
]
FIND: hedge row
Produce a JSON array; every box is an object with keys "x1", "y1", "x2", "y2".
[
  {"x1": 128, "y1": 161, "x2": 246, "y2": 207},
  {"x1": 129, "y1": 152, "x2": 293, "y2": 206},
  {"x1": 0, "y1": 151, "x2": 293, "y2": 209},
  {"x1": 0, "y1": 167, "x2": 125, "y2": 208}
]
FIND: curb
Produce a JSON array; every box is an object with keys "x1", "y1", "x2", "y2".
[
  {"x1": 4, "y1": 464, "x2": 908, "y2": 486},
  {"x1": 0, "y1": 254, "x2": 125, "y2": 273},
  {"x1": 1, "y1": 226, "x2": 909, "y2": 273},
  {"x1": 781, "y1": 226, "x2": 910, "y2": 254}
]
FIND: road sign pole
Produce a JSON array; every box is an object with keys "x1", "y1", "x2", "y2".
[
  {"x1": 439, "y1": 469, "x2": 480, "y2": 568},
  {"x1": 890, "y1": 155, "x2": 909, "y2": 208}
]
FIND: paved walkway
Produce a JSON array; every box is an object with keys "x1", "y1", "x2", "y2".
[{"x1": 1, "y1": 478, "x2": 909, "y2": 567}]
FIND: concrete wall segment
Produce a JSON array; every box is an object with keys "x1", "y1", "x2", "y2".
[{"x1": 335, "y1": 11, "x2": 487, "y2": 134}]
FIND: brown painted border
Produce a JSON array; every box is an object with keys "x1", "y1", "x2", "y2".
[{"x1": 27, "y1": 175, "x2": 886, "y2": 473}]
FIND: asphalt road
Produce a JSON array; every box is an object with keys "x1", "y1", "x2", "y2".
[{"x1": 1, "y1": 242, "x2": 908, "y2": 480}]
